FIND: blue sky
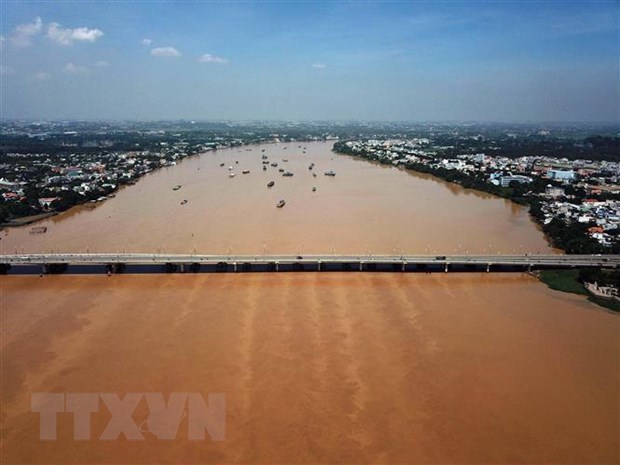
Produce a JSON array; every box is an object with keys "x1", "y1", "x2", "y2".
[{"x1": 1, "y1": 0, "x2": 618, "y2": 122}]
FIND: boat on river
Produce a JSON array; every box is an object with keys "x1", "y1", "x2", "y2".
[{"x1": 277, "y1": 200, "x2": 286, "y2": 208}]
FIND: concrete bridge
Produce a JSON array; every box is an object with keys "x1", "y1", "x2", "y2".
[{"x1": 0, "y1": 253, "x2": 618, "y2": 275}]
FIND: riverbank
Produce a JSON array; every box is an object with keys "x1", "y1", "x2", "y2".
[
  {"x1": 332, "y1": 142, "x2": 619, "y2": 312},
  {"x1": 537, "y1": 270, "x2": 620, "y2": 312},
  {"x1": 0, "y1": 211, "x2": 57, "y2": 228}
]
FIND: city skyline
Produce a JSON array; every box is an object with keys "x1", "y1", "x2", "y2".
[{"x1": 1, "y1": 0, "x2": 618, "y2": 122}]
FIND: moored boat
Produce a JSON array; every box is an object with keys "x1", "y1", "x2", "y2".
[{"x1": 277, "y1": 199, "x2": 286, "y2": 208}]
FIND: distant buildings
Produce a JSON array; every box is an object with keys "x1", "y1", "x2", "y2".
[{"x1": 547, "y1": 169, "x2": 576, "y2": 181}]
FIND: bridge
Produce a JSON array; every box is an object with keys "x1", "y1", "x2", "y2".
[{"x1": 0, "y1": 253, "x2": 618, "y2": 275}]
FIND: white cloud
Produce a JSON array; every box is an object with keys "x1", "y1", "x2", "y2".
[
  {"x1": 198, "y1": 53, "x2": 228, "y2": 64},
  {"x1": 141, "y1": 38, "x2": 152, "y2": 46},
  {"x1": 63, "y1": 63, "x2": 89, "y2": 74},
  {"x1": 0, "y1": 36, "x2": 5, "y2": 49},
  {"x1": 312, "y1": 63, "x2": 326, "y2": 69},
  {"x1": 94, "y1": 60, "x2": 110, "y2": 67},
  {"x1": 151, "y1": 46, "x2": 181, "y2": 57},
  {"x1": 10, "y1": 17, "x2": 43, "y2": 47},
  {"x1": 34, "y1": 71, "x2": 51, "y2": 81},
  {"x1": 0, "y1": 65, "x2": 14, "y2": 75},
  {"x1": 47, "y1": 22, "x2": 103, "y2": 46}
]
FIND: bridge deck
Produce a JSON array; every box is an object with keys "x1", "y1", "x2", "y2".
[{"x1": 1, "y1": 253, "x2": 618, "y2": 275}]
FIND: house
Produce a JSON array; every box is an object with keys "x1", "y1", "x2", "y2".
[{"x1": 38, "y1": 197, "x2": 59, "y2": 209}]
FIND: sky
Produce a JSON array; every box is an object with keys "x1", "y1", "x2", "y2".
[{"x1": 0, "y1": 0, "x2": 618, "y2": 122}]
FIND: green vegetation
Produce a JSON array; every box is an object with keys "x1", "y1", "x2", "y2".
[
  {"x1": 538, "y1": 270, "x2": 588, "y2": 295},
  {"x1": 538, "y1": 269, "x2": 620, "y2": 312}
]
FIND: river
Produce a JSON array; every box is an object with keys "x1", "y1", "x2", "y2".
[{"x1": 1, "y1": 141, "x2": 618, "y2": 464}]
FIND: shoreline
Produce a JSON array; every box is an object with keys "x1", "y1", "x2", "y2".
[{"x1": 331, "y1": 144, "x2": 619, "y2": 313}]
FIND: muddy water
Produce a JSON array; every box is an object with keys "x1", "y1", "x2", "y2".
[
  {"x1": 1, "y1": 141, "x2": 553, "y2": 254},
  {"x1": 1, "y1": 142, "x2": 618, "y2": 464}
]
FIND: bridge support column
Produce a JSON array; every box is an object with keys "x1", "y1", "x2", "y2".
[
  {"x1": 360, "y1": 262, "x2": 363, "y2": 271},
  {"x1": 233, "y1": 262, "x2": 238, "y2": 272},
  {"x1": 179, "y1": 264, "x2": 184, "y2": 273},
  {"x1": 275, "y1": 262, "x2": 279, "y2": 271},
  {"x1": 445, "y1": 263, "x2": 449, "y2": 273},
  {"x1": 486, "y1": 264, "x2": 490, "y2": 273}
]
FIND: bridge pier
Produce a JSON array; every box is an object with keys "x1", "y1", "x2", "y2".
[
  {"x1": 445, "y1": 263, "x2": 449, "y2": 273},
  {"x1": 486, "y1": 264, "x2": 491, "y2": 273},
  {"x1": 402, "y1": 262, "x2": 406, "y2": 272},
  {"x1": 275, "y1": 261, "x2": 279, "y2": 271},
  {"x1": 233, "y1": 262, "x2": 238, "y2": 272},
  {"x1": 360, "y1": 262, "x2": 363, "y2": 271},
  {"x1": 318, "y1": 261, "x2": 322, "y2": 271}
]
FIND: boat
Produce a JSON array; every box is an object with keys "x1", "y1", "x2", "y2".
[
  {"x1": 282, "y1": 172, "x2": 294, "y2": 177},
  {"x1": 261, "y1": 149, "x2": 266, "y2": 152},
  {"x1": 267, "y1": 181, "x2": 275, "y2": 187},
  {"x1": 172, "y1": 185, "x2": 182, "y2": 191},
  {"x1": 30, "y1": 226, "x2": 47, "y2": 234},
  {"x1": 312, "y1": 173, "x2": 317, "y2": 177},
  {"x1": 229, "y1": 173, "x2": 235, "y2": 178},
  {"x1": 308, "y1": 164, "x2": 314, "y2": 170},
  {"x1": 324, "y1": 171, "x2": 336, "y2": 177},
  {"x1": 270, "y1": 162, "x2": 278, "y2": 167},
  {"x1": 220, "y1": 163, "x2": 225, "y2": 167},
  {"x1": 283, "y1": 159, "x2": 288, "y2": 162},
  {"x1": 181, "y1": 199, "x2": 188, "y2": 205},
  {"x1": 312, "y1": 187, "x2": 316, "y2": 192},
  {"x1": 263, "y1": 165, "x2": 267, "y2": 171},
  {"x1": 228, "y1": 166, "x2": 233, "y2": 170},
  {"x1": 261, "y1": 154, "x2": 268, "y2": 159},
  {"x1": 279, "y1": 168, "x2": 284, "y2": 172},
  {"x1": 242, "y1": 170, "x2": 250, "y2": 174},
  {"x1": 262, "y1": 160, "x2": 270, "y2": 164},
  {"x1": 277, "y1": 200, "x2": 286, "y2": 208}
]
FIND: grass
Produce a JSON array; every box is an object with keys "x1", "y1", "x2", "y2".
[
  {"x1": 538, "y1": 269, "x2": 620, "y2": 313},
  {"x1": 538, "y1": 270, "x2": 588, "y2": 296}
]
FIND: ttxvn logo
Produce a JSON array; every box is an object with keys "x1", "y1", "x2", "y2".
[{"x1": 31, "y1": 392, "x2": 226, "y2": 441}]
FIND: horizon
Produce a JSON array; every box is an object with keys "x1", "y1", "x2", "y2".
[{"x1": 1, "y1": 0, "x2": 619, "y2": 123}]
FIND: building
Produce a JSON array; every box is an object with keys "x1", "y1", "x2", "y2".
[
  {"x1": 547, "y1": 169, "x2": 576, "y2": 181},
  {"x1": 545, "y1": 185, "x2": 565, "y2": 198}
]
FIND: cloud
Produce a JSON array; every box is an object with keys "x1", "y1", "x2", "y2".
[
  {"x1": 47, "y1": 22, "x2": 104, "y2": 45},
  {"x1": 10, "y1": 17, "x2": 43, "y2": 47},
  {"x1": 0, "y1": 36, "x2": 5, "y2": 49},
  {"x1": 0, "y1": 65, "x2": 14, "y2": 75},
  {"x1": 141, "y1": 38, "x2": 152, "y2": 46},
  {"x1": 94, "y1": 60, "x2": 110, "y2": 67},
  {"x1": 63, "y1": 63, "x2": 89, "y2": 74},
  {"x1": 198, "y1": 53, "x2": 228, "y2": 64},
  {"x1": 34, "y1": 71, "x2": 51, "y2": 81},
  {"x1": 312, "y1": 63, "x2": 326, "y2": 69},
  {"x1": 151, "y1": 46, "x2": 181, "y2": 57}
]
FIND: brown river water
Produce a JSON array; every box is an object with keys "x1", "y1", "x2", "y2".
[{"x1": 1, "y1": 141, "x2": 618, "y2": 464}]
